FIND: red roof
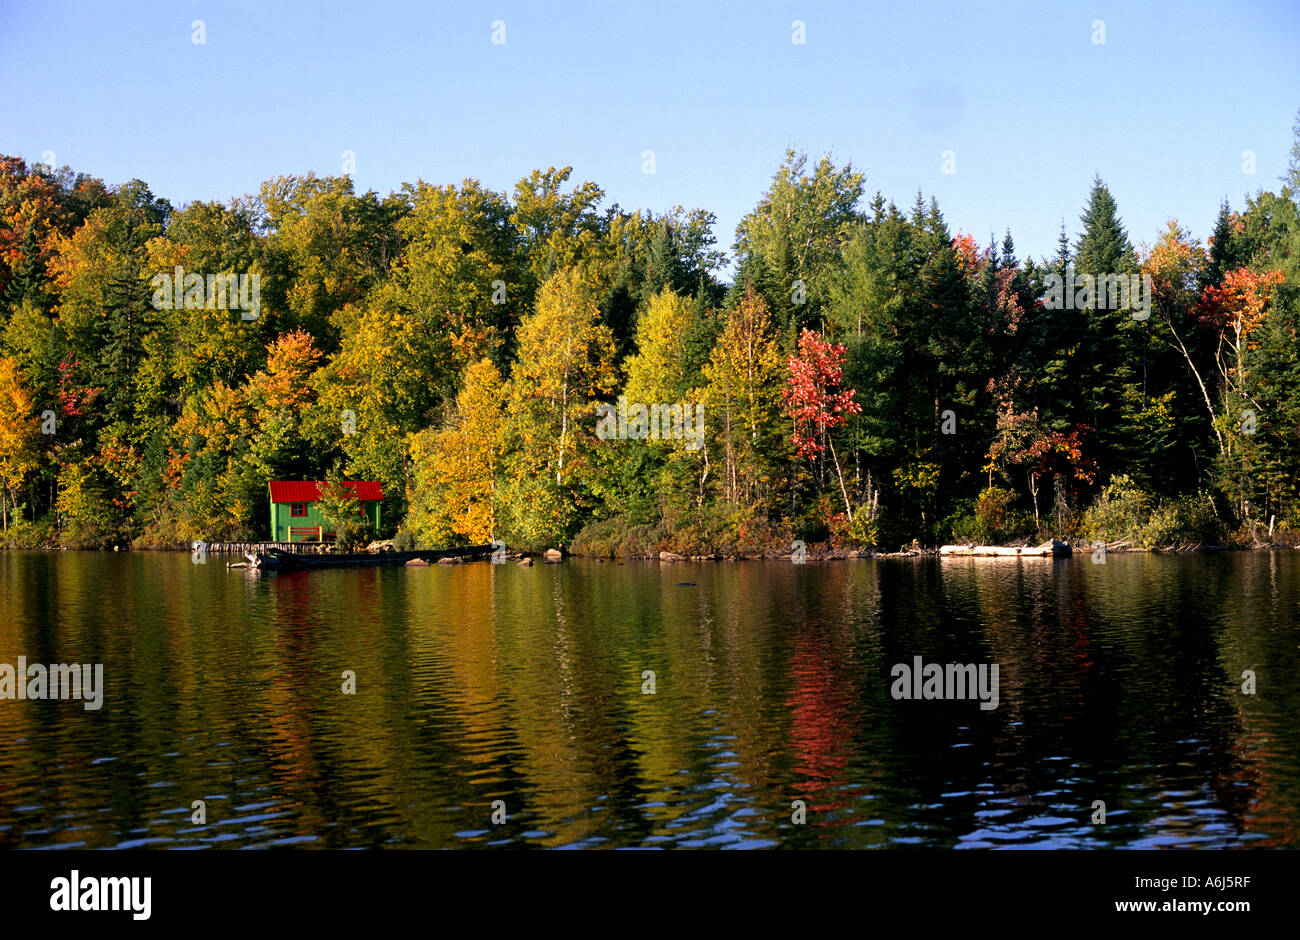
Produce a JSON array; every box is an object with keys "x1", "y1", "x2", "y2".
[{"x1": 268, "y1": 481, "x2": 383, "y2": 503}]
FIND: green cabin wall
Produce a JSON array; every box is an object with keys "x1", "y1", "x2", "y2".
[{"x1": 269, "y1": 499, "x2": 381, "y2": 541}]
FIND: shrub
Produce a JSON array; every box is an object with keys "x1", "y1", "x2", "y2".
[
  {"x1": 1082, "y1": 476, "x2": 1227, "y2": 547},
  {"x1": 1080, "y1": 474, "x2": 1153, "y2": 544},
  {"x1": 0, "y1": 516, "x2": 56, "y2": 549},
  {"x1": 332, "y1": 519, "x2": 376, "y2": 553},
  {"x1": 735, "y1": 514, "x2": 791, "y2": 554},
  {"x1": 830, "y1": 507, "x2": 879, "y2": 549},
  {"x1": 572, "y1": 514, "x2": 666, "y2": 557},
  {"x1": 944, "y1": 488, "x2": 1034, "y2": 544},
  {"x1": 978, "y1": 486, "x2": 1034, "y2": 543},
  {"x1": 1274, "y1": 523, "x2": 1300, "y2": 546},
  {"x1": 791, "y1": 494, "x2": 834, "y2": 544},
  {"x1": 1139, "y1": 491, "x2": 1225, "y2": 547},
  {"x1": 945, "y1": 505, "x2": 980, "y2": 544},
  {"x1": 655, "y1": 500, "x2": 740, "y2": 555}
]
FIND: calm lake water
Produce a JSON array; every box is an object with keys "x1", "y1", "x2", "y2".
[{"x1": 1, "y1": 550, "x2": 1297, "y2": 849}]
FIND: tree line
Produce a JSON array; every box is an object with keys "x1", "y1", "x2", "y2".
[{"x1": 2, "y1": 117, "x2": 1299, "y2": 553}]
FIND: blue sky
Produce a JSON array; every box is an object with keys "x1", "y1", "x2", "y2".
[{"x1": 2, "y1": 0, "x2": 1297, "y2": 273}]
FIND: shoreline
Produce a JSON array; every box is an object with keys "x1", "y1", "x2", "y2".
[{"x1": 4, "y1": 540, "x2": 1298, "y2": 558}]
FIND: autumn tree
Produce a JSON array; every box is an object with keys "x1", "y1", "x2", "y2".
[
  {"x1": 607, "y1": 289, "x2": 714, "y2": 516},
  {"x1": 247, "y1": 329, "x2": 323, "y2": 480},
  {"x1": 406, "y1": 358, "x2": 505, "y2": 546},
  {"x1": 48, "y1": 180, "x2": 170, "y2": 428},
  {"x1": 510, "y1": 168, "x2": 608, "y2": 306},
  {"x1": 0, "y1": 357, "x2": 40, "y2": 531},
  {"x1": 259, "y1": 173, "x2": 404, "y2": 344},
  {"x1": 702, "y1": 283, "x2": 785, "y2": 511},
  {"x1": 784, "y1": 328, "x2": 861, "y2": 521},
  {"x1": 391, "y1": 179, "x2": 521, "y2": 375},
  {"x1": 1194, "y1": 266, "x2": 1287, "y2": 524},
  {"x1": 500, "y1": 267, "x2": 616, "y2": 546}
]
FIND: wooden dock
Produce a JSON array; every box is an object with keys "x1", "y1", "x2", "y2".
[{"x1": 201, "y1": 541, "x2": 325, "y2": 554}]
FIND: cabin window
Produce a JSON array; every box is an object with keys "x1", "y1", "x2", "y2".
[{"x1": 290, "y1": 502, "x2": 307, "y2": 517}]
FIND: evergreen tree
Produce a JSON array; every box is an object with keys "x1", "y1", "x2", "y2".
[
  {"x1": 1000, "y1": 229, "x2": 1017, "y2": 271},
  {"x1": 1072, "y1": 177, "x2": 1141, "y2": 482},
  {"x1": 1204, "y1": 199, "x2": 1245, "y2": 290},
  {"x1": 1075, "y1": 176, "x2": 1135, "y2": 274},
  {"x1": 1054, "y1": 219, "x2": 1071, "y2": 274},
  {"x1": 4, "y1": 226, "x2": 49, "y2": 309},
  {"x1": 641, "y1": 219, "x2": 687, "y2": 300}
]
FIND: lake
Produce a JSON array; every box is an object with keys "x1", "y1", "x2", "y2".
[{"x1": 1, "y1": 550, "x2": 1296, "y2": 849}]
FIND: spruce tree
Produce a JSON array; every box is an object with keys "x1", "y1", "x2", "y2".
[
  {"x1": 1074, "y1": 177, "x2": 1145, "y2": 483},
  {"x1": 1075, "y1": 176, "x2": 1135, "y2": 275},
  {"x1": 1204, "y1": 199, "x2": 1244, "y2": 290},
  {"x1": 1285, "y1": 106, "x2": 1300, "y2": 197},
  {"x1": 1053, "y1": 219, "x2": 1072, "y2": 284},
  {"x1": 642, "y1": 219, "x2": 686, "y2": 301},
  {"x1": 3, "y1": 226, "x2": 48, "y2": 309},
  {"x1": 1000, "y1": 229, "x2": 1017, "y2": 271}
]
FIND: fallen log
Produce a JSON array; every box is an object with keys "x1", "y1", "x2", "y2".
[{"x1": 938, "y1": 540, "x2": 1072, "y2": 557}]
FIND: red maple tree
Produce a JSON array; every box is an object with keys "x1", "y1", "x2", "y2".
[
  {"x1": 57, "y1": 359, "x2": 97, "y2": 417},
  {"x1": 784, "y1": 328, "x2": 862, "y2": 520}
]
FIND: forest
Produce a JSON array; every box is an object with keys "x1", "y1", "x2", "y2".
[{"x1": 2, "y1": 113, "x2": 1300, "y2": 555}]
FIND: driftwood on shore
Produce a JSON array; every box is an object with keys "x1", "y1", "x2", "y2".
[{"x1": 939, "y1": 540, "x2": 1072, "y2": 558}]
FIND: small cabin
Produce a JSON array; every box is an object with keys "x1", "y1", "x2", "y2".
[{"x1": 268, "y1": 481, "x2": 383, "y2": 543}]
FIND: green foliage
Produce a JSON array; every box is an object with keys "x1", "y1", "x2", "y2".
[
  {"x1": 571, "y1": 514, "x2": 667, "y2": 557},
  {"x1": 1079, "y1": 474, "x2": 1153, "y2": 544},
  {"x1": 829, "y1": 506, "x2": 879, "y2": 549},
  {"x1": 0, "y1": 514, "x2": 56, "y2": 549},
  {"x1": 944, "y1": 487, "x2": 1035, "y2": 545},
  {"x1": 55, "y1": 461, "x2": 120, "y2": 548},
  {"x1": 316, "y1": 469, "x2": 373, "y2": 551},
  {"x1": 1081, "y1": 475, "x2": 1225, "y2": 547},
  {"x1": 498, "y1": 267, "x2": 616, "y2": 548},
  {"x1": 1141, "y1": 492, "x2": 1225, "y2": 547},
  {"x1": 735, "y1": 149, "x2": 865, "y2": 335}
]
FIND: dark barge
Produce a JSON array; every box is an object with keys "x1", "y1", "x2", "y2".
[{"x1": 241, "y1": 545, "x2": 495, "y2": 569}]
